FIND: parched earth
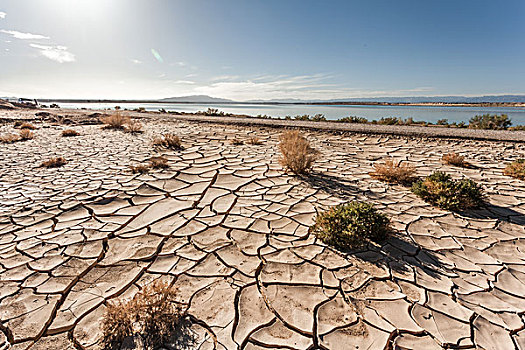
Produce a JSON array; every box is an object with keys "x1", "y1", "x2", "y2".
[{"x1": 1, "y1": 112, "x2": 525, "y2": 349}]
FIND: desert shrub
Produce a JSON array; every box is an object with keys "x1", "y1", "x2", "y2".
[
  {"x1": 311, "y1": 114, "x2": 326, "y2": 122},
  {"x1": 41, "y1": 157, "x2": 67, "y2": 168},
  {"x1": 102, "y1": 280, "x2": 185, "y2": 350},
  {"x1": 19, "y1": 129, "x2": 34, "y2": 140},
  {"x1": 375, "y1": 117, "x2": 401, "y2": 125},
  {"x1": 149, "y1": 156, "x2": 169, "y2": 169},
  {"x1": 503, "y1": 159, "x2": 525, "y2": 180},
  {"x1": 411, "y1": 171, "x2": 485, "y2": 210},
  {"x1": 469, "y1": 114, "x2": 511, "y2": 130},
  {"x1": 442, "y1": 152, "x2": 467, "y2": 167},
  {"x1": 101, "y1": 112, "x2": 130, "y2": 130},
  {"x1": 247, "y1": 136, "x2": 263, "y2": 145},
  {"x1": 125, "y1": 120, "x2": 144, "y2": 134},
  {"x1": 338, "y1": 116, "x2": 368, "y2": 123},
  {"x1": 130, "y1": 164, "x2": 150, "y2": 174},
  {"x1": 370, "y1": 159, "x2": 416, "y2": 184},
  {"x1": 62, "y1": 129, "x2": 80, "y2": 137},
  {"x1": 230, "y1": 138, "x2": 244, "y2": 145},
  {"x1": 279, "y1": 130, "x2": 319, "y2": 174},
  {"x1": 0, "y1": 133, "x2": 20, "y2": 143},
  {"x1": 19, "y1": 122, "x2": 36, "y2": 130},
  {"x1": 509, "y1": 125, "x2": 525, "y2": 131},
  {"x1": 436, "y1": 119, "x2": 449, "y2": 126},
  {"x1": 153, "y1": 133, "x2": 183, "y2": 150},
  {"x1": 310, "y1": 201, "x2": 391, "y2": 250}
]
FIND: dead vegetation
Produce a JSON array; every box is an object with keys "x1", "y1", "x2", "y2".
[
  {"x1": 370, "y1": 159, "x2": 416, "y2": 184},
  {"x1": 230, "y1": 138, "x2": 244, "y2": 145},
  {"x1": 153, "y1": 133, "x2": 183, "y2": 150},
  {"x1": 1, "y1": 129, "x2": 35, "y2": 143},
  {"x1": 101, "y1": 112, "x2": 130, "y2": 130},
  {"x1": 102, "y1": 280, "x2": 185, "y2": 350},
  {"x1": 0, "y1": 133, "x2": 20, "y2": 144},
  {"x1": 19, "y1": 122, "x2": 36, "y2": 130},
  {"x1": 125, "y1": 120, "x2": 144, "y2": 134},
  {"x1": 247, "y1": 136, "x2": 263, "y2": 145},
  {"x1": 19, "y1": 129, "x2": 34, "y2": 140},
  {"x1": 130, "y1": 164, "x2": 150, "y2": 174},
  {"x1": 62, "y1": 129, "x2": 80, "y2": 137},
  {"x1": 149, "y1": 156, "x2": 169, "y2": 169},
  {"x1": 279, "y1": 130, "x2": 319, "y2": 174},
  {"x1": 40, "y1": 157, "x2": 67, "y2": 168},
  {"x1": 442, "y1": 152, "x2": 468, "y2": 167}
]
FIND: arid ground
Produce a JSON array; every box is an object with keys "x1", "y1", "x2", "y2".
[{"x1": 1, "y1": 109, "x2": 525, "y2": 350}]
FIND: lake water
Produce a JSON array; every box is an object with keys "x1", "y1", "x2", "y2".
[{"x1": 53, "y1": 102, "x2": 525, "y2": 125}]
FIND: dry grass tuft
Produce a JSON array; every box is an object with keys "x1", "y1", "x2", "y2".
[
  {"x1": 230, "y1": 138, "x2": 244, "y2": 145},
  {"x1": 19, "y1": 122, "x2": 36, "y2": 130},
  {"x1": 153, "y1": 133, "x2": 183, "y2": 150},
  {"x1": 0, "y1": 133, "x2": 20, "y2": 144},
  {"x1": 125, "y1": 120, "x2": 144, "y2": 134},
  {"x1": 442, "y1": 152, "x2": 468, "y2": 167},
  {"x1": 247, "y1": 136, "x2": 263, "y2": 145},
  {"x1": 62, "y1": 129, "x2": 80, "y2": 137},
  {"x1": 130, "y1": 164, "x2": 150, "y2": 174},
  {"x1": 279, "y1": 130, "x2": 319, "y2": 174},
  {"x1": 19, "y1": 129, "x2": 34, "y2": 140},
  {"x1": 370, "y1": 159, "x2": 416, "y2": 184},
  {"x1": 101, "y1": 112, "x2": 130, "y2": 130},
  {"x1": 102, "y1": 280, "x2": 185, "y2": 350},
  {"x1": 41, "y1": 157, "x2": 67, "y2": 168},
  {"x1": 149, "y1": 156, "x2": 169, "y2": 169},
  {"x1": 503, "y1": 159, "x2": 525, "y2": 180}
]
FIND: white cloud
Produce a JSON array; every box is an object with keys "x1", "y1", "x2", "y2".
[
  {"x1": 191, "y1": 74, "x2": 434, "y2": 101},
  {"x1": 0, "y1": 30, "x2": 49, "y2": 40},
  {"x1": 0, "y1": 12, "x2": 6, "y2": 19},
  {"x1": 30, "y1": 44, "x2": 75, "y2": 63}
]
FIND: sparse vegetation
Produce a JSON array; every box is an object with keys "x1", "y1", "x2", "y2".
[
  {"x1": 62, "y1": 129, "x2": 80, "y2": 137},
  {"x1": 247, "y1": 136, "x2": 263, "y2": 145},
  {"x1": 442, "y1": 152, "x2": 468, "y2": 167},
  {"x1": 149, "y1": 156, "x2": 169, "y2": 169},
  {"x1": 0, "y1": 133, "x2": 19, "y2": 143},
  {"x1": 310, "y1": 201, "x2": 391, "y2": 250},
  {"x1": 509, "y1": 125, "x2": 525, "y2": 131},
  {"x1": 19, "y1": 129, "x2": 34, "y2": 140},
  {"x1": 41, "y1": 157, "x2": 67, "y2": 168},
  {"x1": 279, "y1": 130, "x2": 319, "y2": 174},
  {"x1": 370, "y1": 159, "x2": 416, "y2": 184},
  {"x1": 102, "y1": 280, "x2": 185, "y2": 350},
  {"x1": 338, "y1": 116, "x2": 368, "y2": 123},
  {"x1": 130, "y1": 164, "x2": 150, "y2": 174},
  {"x1": 469, "y1": 114, "x2": 511, "y2": 130},
  {"x1": 125, "y1": 120, "x2": 144, "y2": 134},
  {"x1": 293, "y1": 114, "x2": 326, "y2": 122},
  {"x1": 411, "y1": 171, "x2": 485, "y2": 210},
  {"x1": 503, "y1": 159, "x2": 525, "y2": 180},
  {"x1": 153, "y1": 133, "x2": 183, "y2": 150},
  {"x1": 19, "y1": 122, "x2": 36, "y2": 130},
  {"x1": 230, "y1": 138, "x2": 244, "y2": 145},
  {"x1": 101, "y1": 112, "x2": 130, "y2": 130}
]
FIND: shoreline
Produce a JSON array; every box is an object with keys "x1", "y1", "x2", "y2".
[{"x1": 2, "y1": 107, "x2": 525, "y2": 142}]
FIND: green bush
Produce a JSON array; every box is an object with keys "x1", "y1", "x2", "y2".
[
  {"x1": 411, "y1": 172, "x2": 485, "y2": 210},
  {"x1": 503, "y1": 159, "x2": 525, "y2": 180},
  {"x1": 310, "y1": 201, "x2": 391, "y2": 250},
  {"x1": 338, "y1": 116, "x2": 368, "y2": 123},
  {"x1": 469, "y1": 114, "x2": 511, "y2": 130}
]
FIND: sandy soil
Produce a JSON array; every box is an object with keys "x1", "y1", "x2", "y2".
[{"x1": 0, "y1": 109, "x2": 525, "y2": 349}]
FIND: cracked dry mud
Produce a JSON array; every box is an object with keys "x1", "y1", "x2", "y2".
[{"x1": 1, "y1": 113, "x2": 525, "y2": 349}]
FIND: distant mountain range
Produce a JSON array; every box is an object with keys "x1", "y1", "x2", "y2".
[
  {"x1": 159, "y1": 94, "x2": 525, "y2": 103},
  {"x1": 159, "y1": 95, "x2": 233, "y2": 103}
]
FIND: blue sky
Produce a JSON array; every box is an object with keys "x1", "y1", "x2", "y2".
[{"x1": 0, "y1": 0, "x2": 524, "y2": 100}]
